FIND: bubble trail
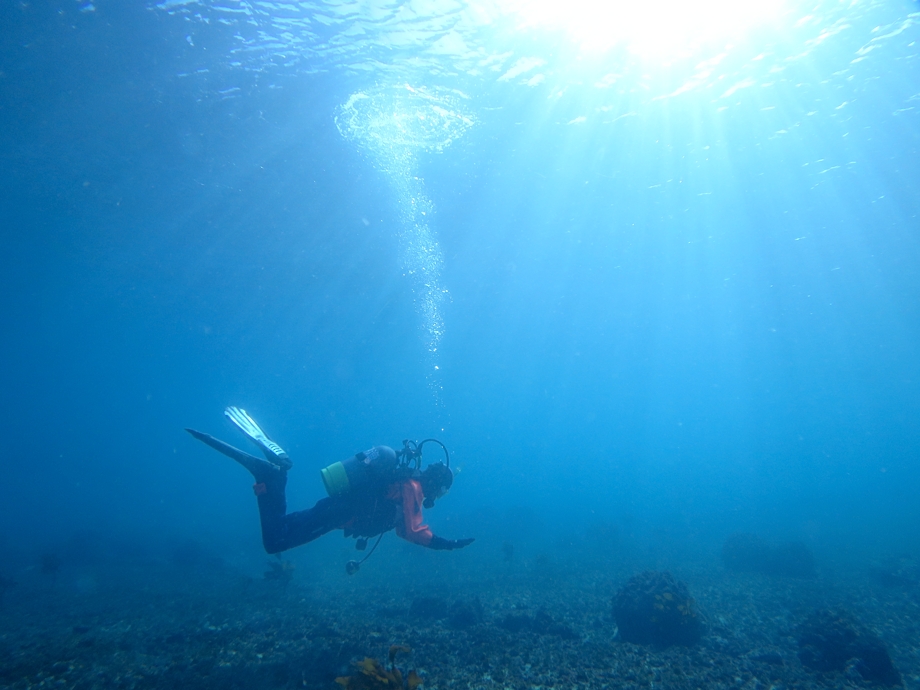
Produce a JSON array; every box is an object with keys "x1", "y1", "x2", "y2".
[{"x1": 335, "y1": 84, "x2": 473, "y2": 399}]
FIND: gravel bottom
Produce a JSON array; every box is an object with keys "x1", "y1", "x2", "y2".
[{"x1": 1, "y1": 548, "x2": 918, "y2": 690}]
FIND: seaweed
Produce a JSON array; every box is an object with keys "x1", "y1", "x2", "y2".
[{"x1": 335, "y1": 646, "x2": 422, "y2": 690}]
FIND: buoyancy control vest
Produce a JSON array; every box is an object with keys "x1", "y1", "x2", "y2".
[{"x1": 320, "y1": 445, "x2": 403, "y2": 498}]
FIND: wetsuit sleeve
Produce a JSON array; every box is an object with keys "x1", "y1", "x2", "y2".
[{"x1": 395, "y1": 480, "x2": 433, "y2": 547}]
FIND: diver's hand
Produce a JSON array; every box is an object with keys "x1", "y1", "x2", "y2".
[{"x1": 429, "y1": 536, "x2": 475, "y2": 551}]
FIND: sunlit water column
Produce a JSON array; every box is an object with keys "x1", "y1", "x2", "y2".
[{"x1": 336, "y1": 85, "x2": 473, "y2": 405}]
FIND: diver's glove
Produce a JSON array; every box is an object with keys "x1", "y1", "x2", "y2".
[{"x1": 429, "y1": 536, "x2": 475, "y2": 551}]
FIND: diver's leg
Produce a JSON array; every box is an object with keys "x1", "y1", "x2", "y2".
[
  {"x1": 187, "y1": 427, "x2": 346, "y2": 553},
  {"x1": 255, "y1": 479, "x2": 352, "y2": 554}
]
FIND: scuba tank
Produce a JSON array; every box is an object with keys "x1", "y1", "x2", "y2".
[
  {"x1": 327, "y1": 438, "x2": 452, "y2": 576},
  {"x1": 320, "y1": 445, "x2": 400, "y2": 497}
]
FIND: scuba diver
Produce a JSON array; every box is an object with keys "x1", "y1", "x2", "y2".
[{"x1": 186, "y1": 407, "x2": 473, "y2": 573}]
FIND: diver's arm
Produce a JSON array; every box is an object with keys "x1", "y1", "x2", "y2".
[
  {"x1": 396, "y1": 480, "x2": 434, "y2": 546},
  {"x1": 396, "y1": 480, "x2": 474, "y2": 550}
]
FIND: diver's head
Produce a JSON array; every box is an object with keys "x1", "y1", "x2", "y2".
[{"x1": 420, "y1": 462, "x2": 453, "y2": 508}]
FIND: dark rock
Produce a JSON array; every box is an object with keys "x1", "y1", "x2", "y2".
[
  {"x1": 498, "y1": 613, "x2": 533, "y2": 633},
  {"x1": 376, "y1": 605, "x2": 403, "y2": 619},
  {"x1": 534, "y1": 610, "x2": 578, "y2": 640},
  {"x1": 532, "y1": 610, "x2": 550, "y2": 632},
  {"x1": 869, "y1": 557, "x2": 919, "y2": 589},
  {"x1": 750, "y1": 650, "x2": 785, "y2": 666},
  {"x1": 722, "y1": 533, "x2": 771, "y2": 572},
  {"x1": 612, "y1": 571, "x2": 703, "y2": 647},
  {"x1": 408, "y1": 596, "x2": 449, "y2": 620},
  {"x1": 869, "y1": 567, "x2": 917, "y2": 589},
  {"x1": 797, "y1": 609, "x2": 901, "y2": 686},
  {"x1": 766, "y1": 541, "x2": 815, "y2": 578},
  {"x1": 448, "y1": 597, "x2": 484, "y2": 629}
]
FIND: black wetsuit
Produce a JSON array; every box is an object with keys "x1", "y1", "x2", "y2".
[
  {"x1": 253, "y1": 470, "x2": 401, "y2": 554},
  {"x1": 186, "y1": 428, "x2": 468, "y2": 553}
]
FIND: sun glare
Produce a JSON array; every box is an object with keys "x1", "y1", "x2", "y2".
[{"x1": 503, "y1": 0, "x2": 785, "y2": 60}]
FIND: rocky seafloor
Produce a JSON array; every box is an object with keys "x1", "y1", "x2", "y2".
[{"x1": 1, "y1": 541, "x2": 918, "y2": 690}]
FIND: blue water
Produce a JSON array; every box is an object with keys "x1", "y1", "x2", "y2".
[{"x1": 1, "y1": 0, "x2": 919, "y2": 573}]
